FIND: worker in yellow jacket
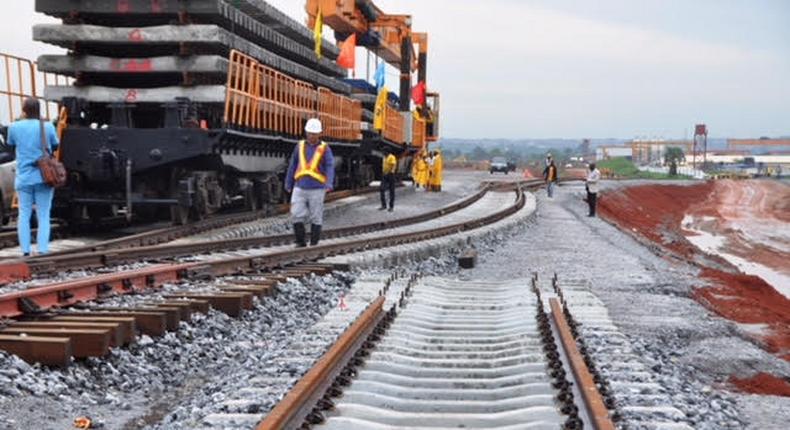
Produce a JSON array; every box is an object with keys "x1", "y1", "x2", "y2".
[
  {"x1": 420, "y1": 154, "x2": 431, "y2": 188},
  {"x1": 429, "y1": 150, "x2": 443, "y2": 191},
  {"x1": 380, "y1": 152, "x2": 397, "y2": 211},
  {"x1": 412, "y1": 152, "x2": 428, "y2": 188}
]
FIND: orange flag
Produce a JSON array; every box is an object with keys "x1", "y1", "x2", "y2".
[{"x1": 337, "y1": 34, "x2": 356, "y2": 69}]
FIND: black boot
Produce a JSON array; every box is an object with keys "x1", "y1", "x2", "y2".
[
  {"x1": 293, "y1": 223, "x2": 307, "y2": 247},
  {"x1": 310, "y1": 224, "x2": 322, "y2": 246}
]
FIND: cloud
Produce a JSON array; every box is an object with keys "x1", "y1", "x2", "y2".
[
  {"x1": 1, "y1": 0, "x2": 786, "y2": 138},
  {"x1": 424, "y1": 1, "x2": 771, "y2": 68},
  {"x1": 399, "y1": 0, "x2": 788, "y2": 138}
]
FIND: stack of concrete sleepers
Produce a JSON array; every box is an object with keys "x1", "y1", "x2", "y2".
[
  {"x1": 34, "y1": 0, "x2": 349, "y2": 106},
  {"x1": 35, "y1": 0, "x2": 340, "y2": 59}
]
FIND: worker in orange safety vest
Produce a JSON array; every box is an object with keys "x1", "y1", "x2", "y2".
[{"x1": 285, "y1": 118, "x2": 335, "y2": 247}]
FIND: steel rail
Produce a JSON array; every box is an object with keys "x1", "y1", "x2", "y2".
[
  {"x1": 0, "y1": 185, "x2": 527, "y2": 318},
  {"x1": 0, "y1": 189, "x2": 369, "y2": 259},
  {"x1": 258, "y1": 271, "x2": 611, "y2": 430},
  {"x1": 550, "y1": 298, "x2": 616, "y2": 430},
  {"x1": 34, "y1": 188, "x2": 376, "y2": 258},
  {"x1": 0, "y1": 225, "x2": 66, "y2": 251},
  {"x1": 203, "y1": 187, "x2": 526, "y2": 277},
  {"x1": 23, "y1": 181, "x2": 528, "y2": 274},
  {"x1": 256, "y1": 296, "x2": 387, "y2": 430}
]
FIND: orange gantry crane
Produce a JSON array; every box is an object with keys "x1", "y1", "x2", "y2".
[{"x1": 305, "y1": 0, "x2": 439, "y2": 143}]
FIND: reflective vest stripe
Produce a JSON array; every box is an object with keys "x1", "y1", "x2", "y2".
[{"x1": 295, "y1": 140, "x2": 328, "y2": 184}]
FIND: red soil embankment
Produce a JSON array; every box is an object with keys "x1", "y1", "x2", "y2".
[
  {"x1": 598, "y1": 182, "x2": 716, "y2": 259},
  {"x1": 729, "y1": 373, "x2": 790, "y2": 397},
  {"x1": 599, "y1": 181, "x2": 790, "y2": 394}
]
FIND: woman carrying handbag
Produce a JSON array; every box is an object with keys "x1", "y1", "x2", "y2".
[{"x1": 7, "y1": 97, "x2": 61, "y2": 256}]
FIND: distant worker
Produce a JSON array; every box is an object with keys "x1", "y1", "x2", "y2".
[
  {"x1": 419, "y1": 152, "x2": 431, "y2": 188},
  {"x1": 7, "y1": 97, "x2": 59, "y2": 256},
  {"x1": 380, "y1": 152, "x2": 397, "y2": 212},
  {"x1": 411, "y1": 152, "x2": 423, "y2": 188},
  {"x1": 426, "y1": 152, "x2": 436, "y2": 191},
  {"x1": 429, "y1": 150, "x2": 443, "y2": 192},
  {"x1": 412, "y1": 152, "x2": 428, "y2": 188},
  {"x1": 586, "y1": 163, "x2": 601, "y2": 217},
  {"x1": 285, "y1": 118, "x2": 335, "y2": 247},
  {"x1": 543, "y1": 158, "x2": 558, "y2": 198}
]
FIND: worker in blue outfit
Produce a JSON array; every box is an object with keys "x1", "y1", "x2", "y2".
[
  {"x1": 285, "y1": 118, "x2": 335, "y2": 247},
  {"x1": 7, "y1": 97, "x2": 59, "y2": 256}
]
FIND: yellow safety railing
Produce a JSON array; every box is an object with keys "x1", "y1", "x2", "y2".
[{"x1": 224, "y1": 50, "x2": 361, "y2": 141}]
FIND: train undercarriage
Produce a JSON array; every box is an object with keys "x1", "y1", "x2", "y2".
[{"x1": 58, "y1": 125, "x2": 394, "y2": 226}]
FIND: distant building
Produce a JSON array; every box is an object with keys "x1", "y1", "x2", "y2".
[
  {"x1": 727, "y1": 138, "x2": 790, "y2": 150},
  {"x1": 595, "y1": 145, "x2": 632, "y2": 161},
  {"x1": 630, "y1": 140, "x2": 692, "y2": 165}
]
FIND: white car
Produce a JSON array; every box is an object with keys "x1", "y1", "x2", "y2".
[{"x1": 490, "y1": 157, "x2": 510, "y2": 174}]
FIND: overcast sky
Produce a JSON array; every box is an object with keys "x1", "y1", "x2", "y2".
[{"x1": 2, "y1": 0, "x2": 788, "y2": 139}]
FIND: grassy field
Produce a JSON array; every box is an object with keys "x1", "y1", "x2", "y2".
[{"x1": 596, "y1": 158, "x2": 690, "y2": 179}]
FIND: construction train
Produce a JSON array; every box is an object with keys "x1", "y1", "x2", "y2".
[{"x1": 22, "y1": 0, "x2": 439, "y2": 225}]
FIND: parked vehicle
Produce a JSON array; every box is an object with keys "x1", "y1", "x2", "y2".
[{"x1": 490, "y1": 157, "x2": 510, "y2": 174}]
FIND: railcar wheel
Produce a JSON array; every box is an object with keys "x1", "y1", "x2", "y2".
[
  {"x1": 170, "y1": 205, "x2": 189, "y2": 225},
  {"x1": 244, "y1": 186, "x2": 260, "y2": 212}
]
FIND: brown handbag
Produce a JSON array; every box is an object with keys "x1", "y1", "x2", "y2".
[{"x1": 36, "y1": 118, "x2": 67, "y2": 188}]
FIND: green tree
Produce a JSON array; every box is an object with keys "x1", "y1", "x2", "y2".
[
  {"x1": 665, "y1": 147, "x2": 685, "y2": 176},
  {"x1": 470, "y1": 146, "x2": 489, "y2": 161}
]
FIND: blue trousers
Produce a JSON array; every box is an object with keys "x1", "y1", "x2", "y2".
[{"x1": 16, "y1": 183, "x2": 54, "y2": 255}]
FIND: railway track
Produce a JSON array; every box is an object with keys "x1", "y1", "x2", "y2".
[
  {"x1": 0, "y1": 181, "x2": 538, "y2": 367},
  {"x1": 6, "y1": 182, "x2": 519, "y2": 276},
  {"x1": 0, "y1": 225, "x2": 67, "y2": 250},
  {"x1": 0, "y1": 187, "x2": 377, "y2": 260},
  {"x1": 256, "y1": 275, "x2": 616, "y2": 430}
]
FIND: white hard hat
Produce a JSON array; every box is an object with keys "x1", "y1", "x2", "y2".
[{"x1": 305, "y1": 118, "x2": 323, "y2": 134}]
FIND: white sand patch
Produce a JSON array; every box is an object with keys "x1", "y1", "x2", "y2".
[{"x1": 683, "y1": 215, "x2": 790, "y2": 299}]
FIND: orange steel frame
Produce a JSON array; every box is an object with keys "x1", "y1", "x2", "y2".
[
  {"x1": 412, "y1": 32, "x2": 427, "y2": 71},
  {"x1": 425, "y1": 92, "x2": 440, "y2": 142},
  {"x1": 224, "y1": 50, "x2": 361, "y2": 141},
  {"x1": 304, "y1": 1, "x2": 442, "y2": 147},
  {"x1": 305, "y1": 0, "x2": 412, "y2": 69}
]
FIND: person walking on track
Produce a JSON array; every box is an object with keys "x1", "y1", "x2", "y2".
[
  {"x1": 586, "y1": 162, "x2": 601, "y2": 217},
  {"x1": 543, "y1": 158, "x2": 558, "y2": 198},
  {"x1": 7, "y1": 97, "x2": 59, "y2": 256},
  {"x1": 380, "y1": 152, "x2": 397, "y2": 212},
  {"x1": 285, "y1": 118, "x2": 335, "y2": 247}
]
